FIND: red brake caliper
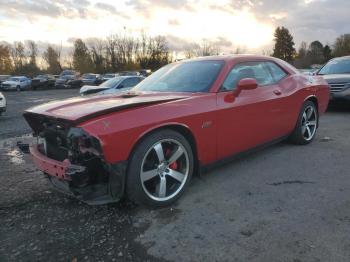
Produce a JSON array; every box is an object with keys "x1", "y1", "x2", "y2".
[{"x1": 166, "y1": 149, "x2": 178, "y2": 170}]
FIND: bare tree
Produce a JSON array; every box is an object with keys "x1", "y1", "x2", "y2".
[
  {"x1": 86, "y1": 38, "x2": 106, "y2": 73},
  {"x1": 11, "y1": 41, "x2": 26, "y2": 72},
  {"x1": 26, "y1": 40, "x2": 38, "y2": 66}
]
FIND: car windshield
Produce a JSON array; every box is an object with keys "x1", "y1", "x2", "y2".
[
  {"x1": 99, "y1": 77, "x2": 123, "y2": 88},
  {"x1": 318, "y1": 59, "x2": 350, "y2": 75},
  {"x1": 134, "y1": 60, "x2": 224, "y2": 92}
]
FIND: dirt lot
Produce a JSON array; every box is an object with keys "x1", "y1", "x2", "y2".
[{"x1": 1, "y1": 90, "x2": 350, "y2": 262}]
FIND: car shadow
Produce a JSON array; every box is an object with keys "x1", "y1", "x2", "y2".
[{"x1": 327, "y1": 102, "x2": 350, "y2": 113}]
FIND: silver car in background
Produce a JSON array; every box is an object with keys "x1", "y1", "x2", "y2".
[
  {"x1": 317, "y1": 56, "x2": 350, "y2": 102},
  {"x1": 79, "y1": 76, "x2": 144, "y2": 96},
  {"x1": 1, "y1": 76, "x2": 31, "y2": 91}
]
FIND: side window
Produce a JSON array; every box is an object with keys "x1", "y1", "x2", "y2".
[
  {"x1": 265, "y1": 62, "x2": 288, "y2": 82},
  {"x1": 221, "y1": 61, "x2": 275, "y2": 91}
]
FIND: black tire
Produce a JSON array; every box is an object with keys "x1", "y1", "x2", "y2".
[
  {"x1": 16, "y1": 85, "x2": 21, "y2": 92},
  {"x1": 126, "y1": 129, "x2": 194, "y2": 207},
  {"x1": 289, "y1": 100, "x2": 318, "y2": 145}
]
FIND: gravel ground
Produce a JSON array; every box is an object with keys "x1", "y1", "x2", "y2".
[{"x1": 0, "y1": 90, "x2": 350, "y2": 262}]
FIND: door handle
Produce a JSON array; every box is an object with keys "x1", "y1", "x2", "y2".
[{"x1": 273, "y1": 90, "x2": 282, "y2": 96}]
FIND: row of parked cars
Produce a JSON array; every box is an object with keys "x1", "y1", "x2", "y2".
[{"x1": 0, "y1": 69, "x2": 152, "y2": 91}]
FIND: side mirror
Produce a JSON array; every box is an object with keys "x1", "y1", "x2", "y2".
[{"x1": 237, "y1": 78, "x2": 258, "y2": 91}]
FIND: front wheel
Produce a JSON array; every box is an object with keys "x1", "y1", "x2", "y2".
[
  {"x1": 16, "y1": 85, "x2": 21, "y2": 92},
  {"x1": 126, "y1": 129, "x2": 194, "y2": 207},
  {"x1": 289, "y1": 100, "x2": 318, "y2": 145}
]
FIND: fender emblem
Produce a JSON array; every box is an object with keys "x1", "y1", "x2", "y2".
[
  {"x1": 102, "y1": 121, "x2": 110, "y2": 129},
  {"x1": 202, "y1": 121, "x2": 212, "y2": 129}
]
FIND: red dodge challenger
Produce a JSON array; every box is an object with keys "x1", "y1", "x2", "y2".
[{"x1": 24, "y1": 55, "x2": 329, "y2": 207}]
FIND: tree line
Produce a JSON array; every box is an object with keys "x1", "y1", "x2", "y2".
[
  {"x1": 1, "y1": 29, "x2": 350, "y2": 76},
  {"x1": 0, "y1": 34, "x2": 172, "y2": 77},
  {"x1": 272, "y1": 26, "x2": 350, "y2": 67}
]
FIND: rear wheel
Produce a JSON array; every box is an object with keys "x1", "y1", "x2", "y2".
[
  {"x1": 16, "y1": 85, "x2": 21, "y2": 92},
  {"x1": 289, "y1": 100, "x2": 318, "y2": 145},
  {"x1": 126, "y1": 129, "x2": 194, "y2": 207}
]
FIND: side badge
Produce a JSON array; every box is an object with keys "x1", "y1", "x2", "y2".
[{"x1": 202, "y1": 121, "x2": 212, "y2": 129}]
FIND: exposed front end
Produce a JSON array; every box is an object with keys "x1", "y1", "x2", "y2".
[{"x1": 24, "y1": 113, "x2": 127, "y2": 205}]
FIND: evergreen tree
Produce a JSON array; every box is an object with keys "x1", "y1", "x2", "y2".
[
  {"x1": 323, "y1": 45, "x2": 332, "y2": 62},
  {"x1": 72, "y1": 39, "x2": 93, "y2": 73},
  {"x1": 308, "y1": 41, "x2": 324, "y2": 65},
  {"x1": 272, "y1": 26, "x2": 296, "y2": 63}
]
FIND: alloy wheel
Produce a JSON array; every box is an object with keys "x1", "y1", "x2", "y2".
[
  {"x1": 140, "y1": 139, "x2": 189, "y2": 202},
  {"x1": 301, "y1": 105, "x2": 317, "y2": 141}
]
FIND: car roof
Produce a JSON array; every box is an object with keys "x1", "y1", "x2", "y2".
[
  {"x1": 11, "y1": 76, "x2": 26, "y2": 78},
  {"x1": 329, "y1": 56, "x2": 350, "y2": 61},
  {"x1": 179, "y1": 54, "x2": 299, "y2": 74},
  {"x1": 181, "y1": 54, "x2": 282, "y2": 62}
]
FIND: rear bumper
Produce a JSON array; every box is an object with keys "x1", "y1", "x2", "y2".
[{"x1": 30, "y1": 145, "x2": 127, "y2": 205}]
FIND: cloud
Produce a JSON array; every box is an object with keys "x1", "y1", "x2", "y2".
[
  {"x1": 168, "y1": 19, "x2": 180, "y2": 26},
  {"x1": 240, "y1": 0, "x2": 350, "y2": 46},
  {"x1": 0, "y1": 0, "x2": 91, "y2": 19},
  {"x1": 0, "y1": 0, "x2": 350, "y2": 52},
  {"x1": 95, "y1": 2, "x2": 116, "y2": 13}
]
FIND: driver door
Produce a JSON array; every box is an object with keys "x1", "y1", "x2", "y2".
[{"x1": 216, "y1": 61, "x2": 285, "y2": 159}]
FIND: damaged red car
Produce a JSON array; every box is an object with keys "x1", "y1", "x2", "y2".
[{"x1": 24, "y1": 55, "x2": 329, "y2": 207}]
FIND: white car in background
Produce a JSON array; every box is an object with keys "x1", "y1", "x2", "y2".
[
  {"x1": 1, "y1": 76, "x2": 31, "y2": 91},
  {"x1": 79, "y1": 76, "x2": 144, "y2": 96},
  {"x1": 0, "y1": 92, "x2": 6, "y2": 115}
]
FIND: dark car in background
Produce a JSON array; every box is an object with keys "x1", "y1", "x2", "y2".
[
  {"x1": 79, "y1": 76, "x2": 144, "y2": 96},
  {"x1": 102, "y1": 73, "x2": 117, "y2": 82},
  {"x1": 139, "y1": 69, "x2": 152, "y2": 77},
  {"x1": 117, "y1": 71, "x2": 140, "y2": 76},
  {"x1": 55, "y1": 70, "x2": 79, "y2": 88},
  {"x1": 318, "y1": 56, "x2": 350, "y2": 102},
  {"x1": 81, "y1": 73, "x2": 103, "y2": 85},
  {"x1": 66, "y1": 73, "x2": 103, "y2": 89},
  {"x1": 32, "y1": 74, "x2": 56, "y2": 89}
]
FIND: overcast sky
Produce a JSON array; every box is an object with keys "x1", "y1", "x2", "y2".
[{"x1": 0, "y1": 0, "x2": 349, "y2": 53}]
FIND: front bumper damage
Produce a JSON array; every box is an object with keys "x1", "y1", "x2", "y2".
[
  {"x1": 33, "y1": 147, "x2": 127, "y2": 205},
  {"x1": 30, "y1": 145, "x2": 127, "y2": 205}
]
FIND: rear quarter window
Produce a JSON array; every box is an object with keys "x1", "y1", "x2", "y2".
[{"x1": 265, "y1": 62, "x2": 288, "y2": 82}]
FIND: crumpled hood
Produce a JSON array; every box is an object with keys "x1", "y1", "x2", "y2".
[
  {"x1": 80, "y1": 85, "x2": 109, "y2": 95},
  {"x1": 321, "y1": 74, "x2": 350, "y2": 83},
  {"x1": 24, "y1": 92, "x2": 190, "y2": 124}
]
